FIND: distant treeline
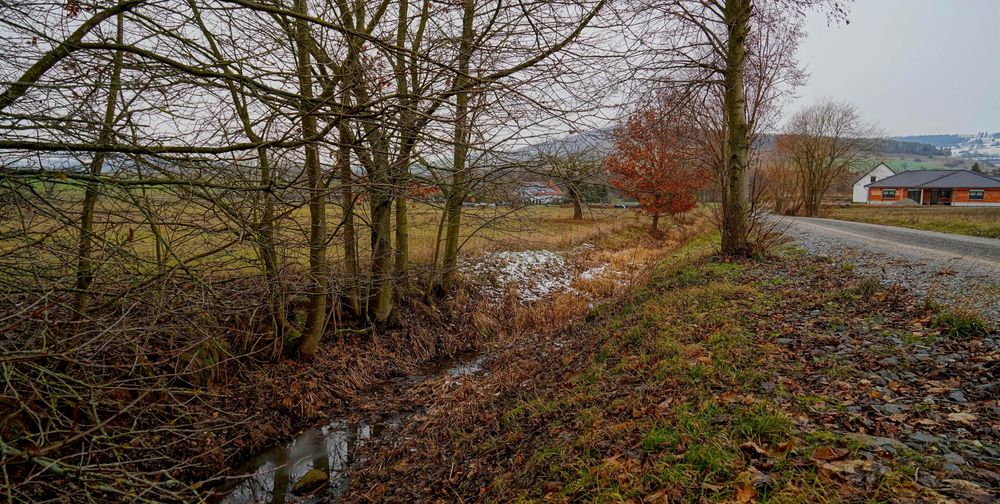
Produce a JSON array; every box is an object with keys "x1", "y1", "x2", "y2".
[
  {"x1": 893, "y1": 135, "x2": 966, "y2": 149},
  {"x1": 756, "y1": 135, "x2": 947, "y2": 156},
  {"x1": 879, "y1": 139, "x2": 949, "y2": 156}
]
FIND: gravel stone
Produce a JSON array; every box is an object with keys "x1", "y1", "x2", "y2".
[
  {"x1": 778, "y1": 217, "x2": 1000, "y2": 325},
  {"x1": 949, "y1": 389, "x2": 968, "y2": 403},
  {"x1": 909, "y1": 432, "x2": 940, "y2": 444}
]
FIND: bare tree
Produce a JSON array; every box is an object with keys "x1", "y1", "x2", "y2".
[
  {"x1": 626, "y1": 0, "x2": 848, "y2": 255},
  {"x1": 779, "y1": 99, "x2": 878, "y2": 216},
  {"x1": 537, "y1": 146, "x2": 606, "y2": 220}
]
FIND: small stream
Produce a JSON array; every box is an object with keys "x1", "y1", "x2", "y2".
[{"x1": 207, "y1": 354, "x2": 487, "y2": 503}]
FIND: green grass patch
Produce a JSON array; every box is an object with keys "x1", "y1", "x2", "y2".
[
  {"x1": 825, "y1": 206, "x2": 1000, "y2": 239},
  {"x1": 932, "y1": 308, "x2": 991, "y2": 338}
]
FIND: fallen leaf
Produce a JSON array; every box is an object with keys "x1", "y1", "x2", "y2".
[
  {"x1": 815, "y1": 459, "x2": 873, "y2": 480},
  {"x1": 700, "y1": 482, "x2": 723, "y2": 492},
  {"x1": 736, "y1": 484, "x2": 757, "y2": 502},
  {"x1": 643, "y1": 490, "x2": 668, "y2": 504},
  {"x1": 811, "y1": 445, "x2": 849, "y2": 461},
  {"x1": 741, "y1": 466, "x2": 772, "y2": 488},
  {"x1": 946, "y1": 412, "x2": 977, "y2": 423},
  {"x1": 739, "y1": 441, "x2": 771, "y2": 458},
  {"x1": 772, "y1": 440, "x2": 797, "y2": 455}
]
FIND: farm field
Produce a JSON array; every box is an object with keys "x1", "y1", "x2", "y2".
[{"x1": 824, "y1": 206, "x2": 1000, "y2": 239}]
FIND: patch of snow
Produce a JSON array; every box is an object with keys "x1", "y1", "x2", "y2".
[
  {"x1": 462, "y1": 249, "x2": 574, "y2": 302},
  {"x1": 579, "y1": 265, "x2": 607, "y2": 280}
]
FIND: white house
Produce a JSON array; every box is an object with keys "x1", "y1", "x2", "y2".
[
  {"x1": 517, "y1": 181, "x2": 564, "y2": 205},
  {"x1": 852, "y1": 162, "x2": 896, "y2": 203}
]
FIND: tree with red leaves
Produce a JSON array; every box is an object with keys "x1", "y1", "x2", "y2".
[{"x1": 606, "y1": 92, "x2": 708, "y2": 234}]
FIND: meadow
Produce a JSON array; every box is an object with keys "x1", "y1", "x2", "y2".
[
  {"x1": 825, "y1": 205, "x2": 1000, "y2": 239},
  {"x1": 1, "y1": 185, "x2": 640, "y2": 285},
  {"x1": 879, "y1": 154, "x2": 976, "y2": 172}
]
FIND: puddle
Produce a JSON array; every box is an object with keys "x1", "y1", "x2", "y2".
[
  {"x1": 208, "y1": 354, "x2": 488, "y2": 503},
  {"x1": 444, "y1": 354, "x2": 487, "y2": 377},
  {"x1": 208, "y1": 418, "x2": 395, "y2": 504}
]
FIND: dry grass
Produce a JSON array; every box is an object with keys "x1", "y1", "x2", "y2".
[
  {"x1": 825, "y1": 205, "x2": 1000, "y2": 239},
  {"x1": 1, "y1": 193, "x2": 639, "y2": 280}
]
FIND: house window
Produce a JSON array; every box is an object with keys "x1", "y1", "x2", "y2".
[
  {"x1": 907, "y1": 189, "x2": 921, "y2": 201},
  {"x1": 870, "y1": 176, "x2": 877, "y2": 183},
  {"x1": 969, "y1": 189, "x2": 985, "y2": 200},
  {"x1": 882, "y1": 189, "x2": 896, "y2": 199}
]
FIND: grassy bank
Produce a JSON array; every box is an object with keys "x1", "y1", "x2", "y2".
[
  {"x1": 825, "y1": 206, "x2": 1000, "y2": 239},
  {"x1": 347, "y1": 239, "x2": 998, "y2": 502}
]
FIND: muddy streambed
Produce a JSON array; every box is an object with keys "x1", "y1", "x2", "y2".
[
  {"x1": 207, "y1": 244, "x2": 638, "y2": 502},
  {"x1": 207, "y1": 355, "x2": 487, "y2": 503}
]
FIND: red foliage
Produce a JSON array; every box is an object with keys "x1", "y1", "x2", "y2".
[
  {"x1": 407, "y1": 182, "x2": 441, "y2": 199},
  {"x1": 606, "y1": 92, "x2": 708, "y2": 220}
]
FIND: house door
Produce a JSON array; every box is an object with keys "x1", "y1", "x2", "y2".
[{"x1": 930, "y1": 190, "x2": 939, "y2": 205}]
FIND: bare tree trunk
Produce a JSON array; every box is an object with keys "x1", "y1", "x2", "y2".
[
  {"x1": 338, "y1": 124, "x2": 361, "y2": 317},
  {"x1": 720, "y1": 0, "x2": 752, "y2": 257},
  {"x1": 393, "y1": 0, "x2": 411, "y2": 277},
  {"x1": 394, "y1": 196, "x2": 409, "y2": 272},
  {"x1": 651, "y1": 213, "x2": 660, "y2": 234},
  {"x1": 441, "y1": 0, "x2": 474, "y2": 292},
  {"x1": 295, "y1": 0, "x2": 328, "y2": 359},
  {"x1": 74, "y1": 10, "x2": 124, "y2": 313},
  {"x1": 190, "y1": 0, "x2": 283, "y2": 334},
  {"x1": 369, "y1": 187, "x2": 394, "y2": 326},
  {"x1": 569, "y1": 185, "x2": 584, "y2": 220}
]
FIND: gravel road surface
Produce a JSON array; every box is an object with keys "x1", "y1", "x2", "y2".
[{"x1": 779, "y1": 216, "x2": 1000, "y2": 325}]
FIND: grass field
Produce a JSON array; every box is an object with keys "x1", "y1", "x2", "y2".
[
  {"x1": 1, "y1": 193, "x2": 641, "y2": 281},
  {"x1": 878, "y1": 154, "x2": 975, "y2": 172},
  {"x1": 824, "y1": 206, "x2": 1000, "y2": 239}
]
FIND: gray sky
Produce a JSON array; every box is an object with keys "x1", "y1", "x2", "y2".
[{"x1": 791, "y1": 0, "x2": 1000, "y2": 136}]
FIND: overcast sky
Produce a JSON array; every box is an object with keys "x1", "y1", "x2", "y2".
[{"x1": 790, "y1": 0, "x2": 1000, "y2": 137}]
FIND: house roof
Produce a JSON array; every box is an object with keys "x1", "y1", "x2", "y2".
[
  {"x1": 919, "y1": 171, "x2": 1000, "y2": 189},
  {"x1": 866, "y1": 169, "x2": 1000, "y2": 189},
  {"x1": 519, "y1": 181, "x2": 563, "y2": 196},
  {"x1": 854, "y1": 162, "x2": 895, "y2": 185},
  {"x1": 866, "y1": 170, "x2": 954, "y2": 188}
]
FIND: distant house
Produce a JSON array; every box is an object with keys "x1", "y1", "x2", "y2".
[
  {"x1": 865, "y1": 170, "x2": 1000, "y2": 206},
  {"x1": 517, "y1": 181, "x2": 563, "y2": 205},
  {"x1": 853, "y1": 163, "x2": 896, "y2": 203}
]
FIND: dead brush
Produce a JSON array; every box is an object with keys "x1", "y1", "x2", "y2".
[
  {"x1": 523, "y1": 291, "x2": 592, "y2": 335},
  {"x1": 573, "y1": 275, "x2": 620, "y2": 298}
]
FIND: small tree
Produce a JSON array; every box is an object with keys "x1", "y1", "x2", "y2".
[
  {"x1": 606, "y1": 92, "x2": 707, "y2": 234},
  {"x1": 971, "y1": 162, "x2": 983, "y2": 174},
  {"x1": 761, "y1": 151, "x2": 802, "y2": 215},
  {"x1": 538, "y1": 147, "x2": 605, "y2": 220}
]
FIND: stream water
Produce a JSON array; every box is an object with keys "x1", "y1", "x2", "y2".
[{"x1": 207, "y1": 354, "x2": 487, "y2": 503}]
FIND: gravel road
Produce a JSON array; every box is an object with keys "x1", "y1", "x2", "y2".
[{"x1": 779, "y1": 216, "x2": 1000, "y2": 325}]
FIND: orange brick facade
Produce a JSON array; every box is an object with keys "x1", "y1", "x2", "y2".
[
  {"x1": 869, "y1": 187, "x2": 1000, "y2": 205},
  {"x1": 868, "y1": 187, "x2": 909, "y2": 203},
  {"x1": 952, "y1": 188, "x2": 1000, "y2": 204}
]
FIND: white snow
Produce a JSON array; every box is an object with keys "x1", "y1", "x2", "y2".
[
  {"x1": 462, "y1": 244, "x2": 634, "y2": 303},
  {"x1": 579, "y1": 265, "x2": 607, "y2": 280},
  {"x1": 462, "y1": 249, "x2": 575, "y2": 302}
]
